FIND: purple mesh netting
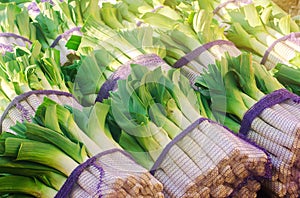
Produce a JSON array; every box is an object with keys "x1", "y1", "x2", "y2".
[
  {"x1": 95, "y1": 78, "x2": 119, "y2": 103},
  {"x1": 55, "y1": 149, "x2": 138, "y2": 198},
  {"x1": 0, "y1": 33, "x2": 32, "y2": 44},
  {"x1": 151, "y1": 117, "x2": 271, "y2": 197},
  {"x1": 173, "y1": 40, "x2": 236, "y2": 68},
  {"x1": 239, "y1": 89, "x2": 299, "y2": 136},
  {"x1": 15, "y1": 103, "x2": 30, "y2": 123},
  {"x1": 27, "y1": 2, "x2": 40, "y2": 14},
  {"x1": 261, "y1": 32, "x2": 300, "y2": 65},
  {"x1": 0, "y1": 43, "x2": 13, "y2": 53}
]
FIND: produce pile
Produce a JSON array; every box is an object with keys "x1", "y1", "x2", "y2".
[{"x1": 0, "y1": 0, "x2": 300, "y2": 197}]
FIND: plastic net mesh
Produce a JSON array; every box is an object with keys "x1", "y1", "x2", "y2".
[
  {"x1": 260, "y1": 32, "x2": 300, "y2": 70},
  {"x1": 240, "y1": 89, "x2": 300, "y2": 197},
  {"x1": 56, "y1": 149, "x2": 164, "y2": 198},
  {"x1": 151, "y1": 118, "x2": 270, "y2": 198}
]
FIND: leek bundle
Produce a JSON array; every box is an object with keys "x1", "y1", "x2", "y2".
[
  {"x1": 101, "y1": 1, "x2": 241, "y2": 72},
  {"x1": 143, "y1": 9, "x2": 239, "y2": 69},
  {"x1": 195, "y1": 52, "x2": 300, "y2": 197},
  {"x1": 95, "y1": 1, "x2": 300, "y2": 97},
  {"x1": 0, "y1": 1, "x2": 83, "y2": 65},
  {"x1": 0, "y1": 97, "x2": 99, "y2": 196},
  {"x1": 0, "y1": 2, "x2": 37, "y2": 43},
  {"x1": 74, "y1": 17, "x2": 167, "y2": 106},
  {"x1": 0, "y1": 42, "x2": 71, "y2": 116},
  {"x1": 0, "y1": 96, "x2": 163, "y2": 197},
  {"x1": 24, "y1": 0, "x2": 83, "y2": 65},
  {"x1": 103, "y1": 64, "x2": 269, "y2": 197},
  {"x1": 0, "y1": 2, "x2": 64, "y2": 49},
  {"x1": 197, "y1": 0, "x2": 300, "y2": 93},
  {"x1": 198, "y1": 0, "x2": 299, "y2": 67}
]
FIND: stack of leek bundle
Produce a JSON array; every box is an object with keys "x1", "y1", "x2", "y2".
[
  {"x1": 0, "y1": 91, "x2": 163, "y2": 197},
  {"x1": 196, "y1": 0, "x2": 300, "y2": 94},
  {"x1": 57, "y1": 7, "x2": 269, "y2": 196},
  {"x1": 0, "y1": 1, "x2": 84, "y2": 65},
  {"x1": 195, "y1": 52, "x2": 300, "y2": 197},
  {"x1": 198, "y1": 0, "x2": 299, "y2": 68},
  {"x1": 99, "y1": 63, "x2": 270, "y2": 197},
  {"x1": 59, "y1": 10, "x2": 268, "y2": 196},
  {"x1": 108, "y1": 0, "x2": 300, "y2": 96},
  {"x1": 107, "y1": 0, "x2": 241, "y2": 72}
]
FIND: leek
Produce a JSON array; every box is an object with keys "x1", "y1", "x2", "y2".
[
  {"x1": 195, "y1": 53, "x2": 284, "y2": 126},
  {"x1": 16, "y1": 141, "x2": 79, "y2": 176},
  {"x1": 0, "y1": 97, "x2": 116, "y2": 196},
  {"x1": 194, "y1": 52, "x2": 300, "y2": 197},
  {"x1": 0, "y1": 43, "x2": 71, "y2": 116},
  {"x1": 273, "y1": 63, "x2": 300, "y2": 95},
  {"x1": 197, "y1": 0, "x2": 300, "y2": 94},
  {"x1": 75, "y1": 18, "x2": 167, "y2": 106},
  {"x1": 0, "y1": 175, "x2": 57, "y2": 198},
  {"x1": 103, "y1": 64, "x2": 203, "y2": 167}
]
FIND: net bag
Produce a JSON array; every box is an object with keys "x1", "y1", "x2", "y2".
[
  {"x1": 56, "y1": 148, "x2": 164, "y2": 198},
  {"x1": 151, "y1": 118, "x2": 271, "y2": 198},
  {"x1": 240, "y1": 89, "x2": 300, "y2": 197}
]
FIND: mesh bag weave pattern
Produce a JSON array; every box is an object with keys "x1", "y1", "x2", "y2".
[
  {"x1": 56, "y1": 149, "x2": 164, "y2": 198},
  {"x1": 240, "y1": 89, "x2": 300, "y2": 197},
  {"x1": 151, "y1": 118, "x2": 270, "y2": 198},
  {"x1": 260, "y1": 32, "x2": 300, "y2": 70}
]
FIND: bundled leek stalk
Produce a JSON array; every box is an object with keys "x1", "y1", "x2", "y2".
[
  {"x1": 0, "y1": 2, "x2": 36, "y2": 44},
  {"x1": 195, "y1": 52, "x2": 300, "y2": 197},
  {"x1": 0, "y1": 41, "x2": 71, "y2": 116},
  {"x1": 33, "y1": 0, "x2": 162, "y2": 63},
  {"x1": 23, "y1": 0, "x2": 83, "y2": 65},
  {"x1": 273, "y1": 63, "x2": 300, "y2": 95},
  {"x1": 0, "y1": 1, "x2": 59, "y2": 50},
  {"x1": 54, "y1": 2, "x2": 236, "y2": 105},
  {"x1": 99, "y1": 0, "x2": 300, "y2": 97},
  {"x1": 74, "y1": 16, "x2": 167, "y2": 106},
  {"x1": 0, "y1": 1, "x2": 83, "y2": 65},
  {"x1": 196, "y1": 0, "x2": 300, "y2": 91},
  {"x1": 134, "y1": 0, "x2": 300, "y2": 97},
  {"x1": 102, "y1": 63, "x2": 269, "y2": 197},
  {"x1": 0, "y1": 95, "x2": 163, "y2": 197},
  {"x1": 103, "y1": 0, "x2": 241, "y2": 72},
  {"x1": 51, "y1": 0, "x2": 239, "y2": 75}
]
